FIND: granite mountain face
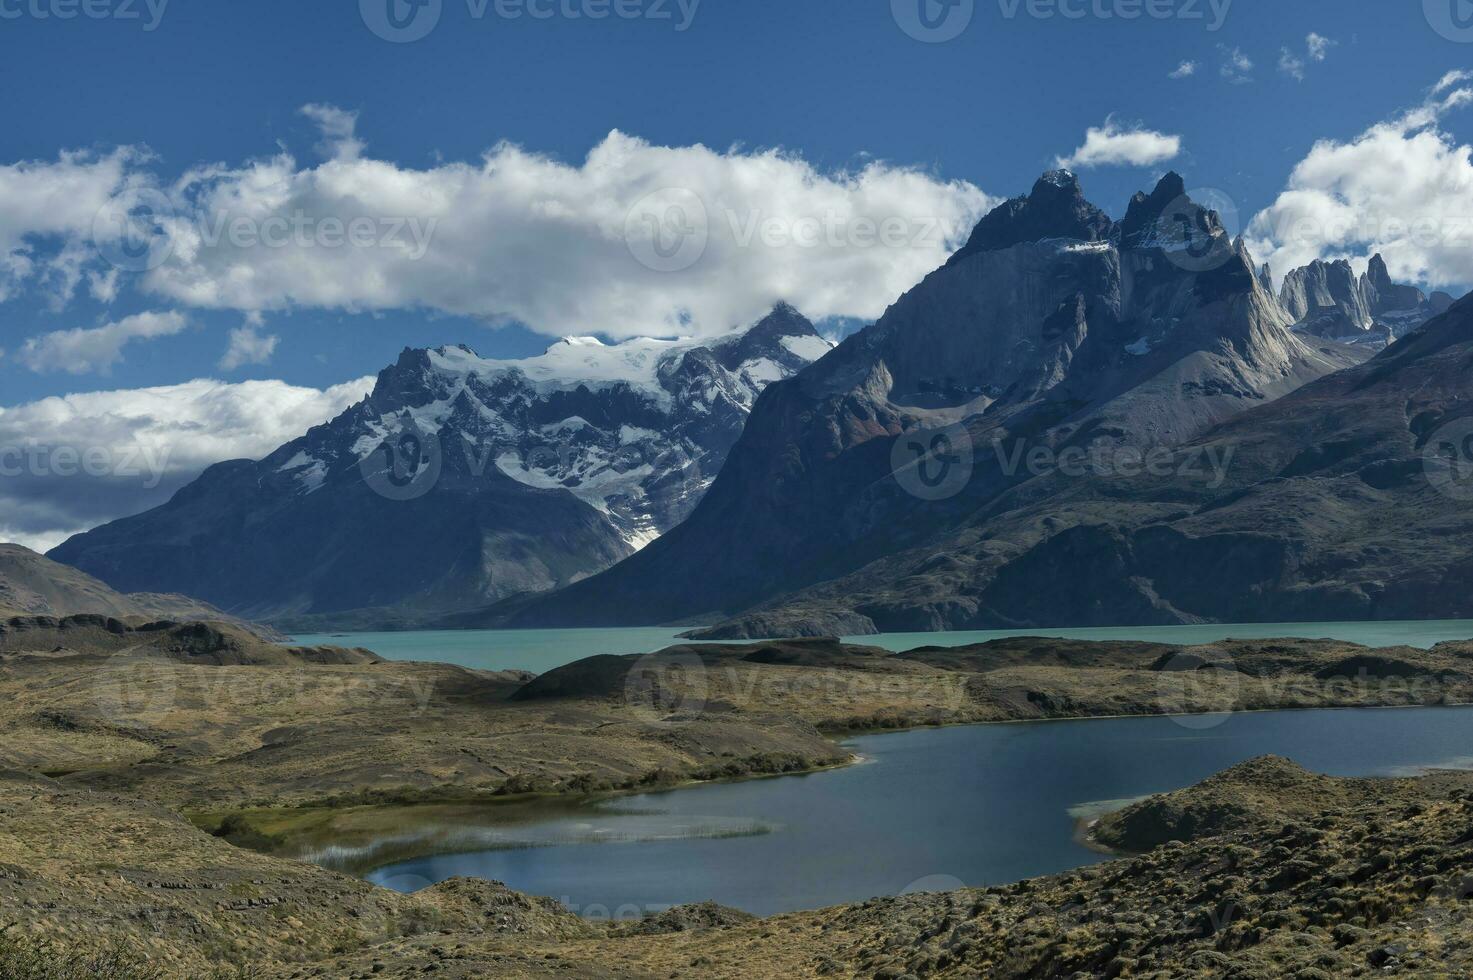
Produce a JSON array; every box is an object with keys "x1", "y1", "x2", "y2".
[
  {"x1": 48, "y1": 306, "x2": 830, "y2": 627},
  {"x1": 500, "y1": 171, "x2": 1468, "y2": 634},
  {"x1": 1276, "y1": 253, "x2": 1454, "y2": 349}
]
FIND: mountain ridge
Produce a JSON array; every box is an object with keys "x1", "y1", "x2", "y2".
[
  {"x1": 493, "y1": 170, "x2": 1386, "y2": 631},
  {"x1": 49, "y1": 306, "x2": 831, "y2": 627}
]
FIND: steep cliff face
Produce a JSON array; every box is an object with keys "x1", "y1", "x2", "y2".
[
  {"x1": 703, "y1": 292, "x2": 1473, "y2": 636},
  {"x1": 1278, "y1": 254, "x2": 1443, "y2": 349},
  {"x1": 501, "y1": 172, "x2": 1368, "y2": 630}
]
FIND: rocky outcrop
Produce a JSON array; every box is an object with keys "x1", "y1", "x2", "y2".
[
  {"x1": 1366, "y1": 253, "x2": 1428, "y2": 315},
  {"x1": 1279, "y1": 258, "x2": 1374, "y2": 336},
  {"x1": 1278, "y1": 252, "x2": 1447, "y2": 349}
]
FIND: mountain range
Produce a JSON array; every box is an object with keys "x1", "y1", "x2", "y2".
[
  {"x1": 489, "y1": 171, "x2": 1472, "y2": 635},
  {"x1": 42, "y1": 170, "x2": 1469, "y2": 636},
  {"x1": 49, "y1": 306, "x2": 830, "y2": 628}
]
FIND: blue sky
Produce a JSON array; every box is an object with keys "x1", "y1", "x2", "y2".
[
  {"x1": 1, "y1": 0, "x2": 1472, "y2": 548},
  {"x1": 2, "y1": 0, "x2": 1470, "y2": 400}
]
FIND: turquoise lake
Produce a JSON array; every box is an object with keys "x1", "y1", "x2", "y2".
[{"x1": 291, "y1": 619, "x2": 1473, "y2": 675}]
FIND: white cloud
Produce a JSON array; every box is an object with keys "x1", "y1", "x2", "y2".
[
  {"x1": 1246, "y1": 77, "x2": 1473, "y2": 291},
  {"x1": 0, "y1": 149, "x2": 136, "y2": 302},
  {"x1": 0, "y1": 376, "x2": 373, "y2": 551},
  {"x1": 1434, "y1": 70, "x2": 1473, "y2": 95},
  {"x1": 1055, "y1": 119, "x2": 1182, "y2": 169},
  {"x1": 219, "y1": 324, "x2": 279, "y2": 370},
  {"x1": 1279, "y1": 49, "x2": 1305, "y2": 82},
  {"x1": 299, "y1": 103, "x2": 365, "y2": 161},
  {"x1": 1168, "y1": 60, "x2": 1198, "y2": 80},
  {"x1": 1220, "y1": 46, "x2": 1254, "y2": 85},
  {"x1": 0, "y1": 115, "x2": 995, "y2": 343},
  {"x1": 17, "y1": 311, "x2": 189, "y2": 375},
  {"x1": 1282, "y1": 33, "x2": 1336, "y2": 81}
]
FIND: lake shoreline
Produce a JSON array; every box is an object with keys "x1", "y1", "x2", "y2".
[{"x1": 8, "y1": 630, "x2": 1473, "y2": 975}]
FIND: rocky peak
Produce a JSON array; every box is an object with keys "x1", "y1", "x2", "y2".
[
  {"x1": 711, "y1": 303, "x2": 828, "y2": 374},
  {"x1": 948, "y1": 169, "x2": 1114, "y2": 265},
  {"x1": 1278, "y1": 254, "x2": 1445, "y2": 348},
  {"x1": 1118, "y1": 171, "x2": 1189, "y2": 242},
  {"x1": 1365, "y1": 253, "x2": 1427, "y2": 314},
  {"x1": 1279, "y1": 259, "x2": 1372, "y2": 330}
]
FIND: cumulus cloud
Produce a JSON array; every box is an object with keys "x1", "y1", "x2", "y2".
[
  {"x1": 1306, "y1": 32, "x2": 1335, "y2": 62},
  {"x1": 17, "y1": 311, "x2": 189, "y2": 375},
  {"x1": 1220, "y1": 46, "x2": 1254, "y2": 84},
  {"x1": 1168, "y1": 60, "x2": 1198, "y2": 80},
  {"x1": 1246, "y1": 77, "x2": 1473, "y2": 290},
  {"x1": 139, "y1": 126, "x2": 994, "y2": 339},
  {"x1": 0, "y1": 376, "x2": 373, "y2": 552},
  {"x1": 0, "y1": 149, "x2": 136, "y2": 303},
  {"x1": 219, "y1": 323, "x2": 279, "y2": 370},
  {"x1": 299, "y1": 103, "x2": 365, "y2": 161},
  {"x1": 0, "y1": 116, "x2": 996, "y2": 342},
  {"x1": 1055, "y1": 119, "x2": 1182, "y2": 169}
]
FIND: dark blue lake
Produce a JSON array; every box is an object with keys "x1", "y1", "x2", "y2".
[{"x1": 361, "y1": 705, "x2": 1473, "y2": 917}]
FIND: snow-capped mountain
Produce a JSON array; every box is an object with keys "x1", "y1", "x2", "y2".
[
  {"x1": 49, "y1": 305, "x2": 831, "y2": 626},
  {"x1": 503, "y1": 171, "x2": 1378, "y2": 633},
  {"x1": 420, "y1": 302, "x2": 833, "y2": 547}
]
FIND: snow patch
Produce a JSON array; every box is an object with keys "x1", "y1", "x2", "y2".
[
  {"x1": 277, "y1": 451, "x2": 313, "y2": 471},
  {"x1": 741, "y1": 358, "x2": 785, "y2": 385},
  {"x1": 780, "y1": 334, "x2": 834, "y2": 362}
]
